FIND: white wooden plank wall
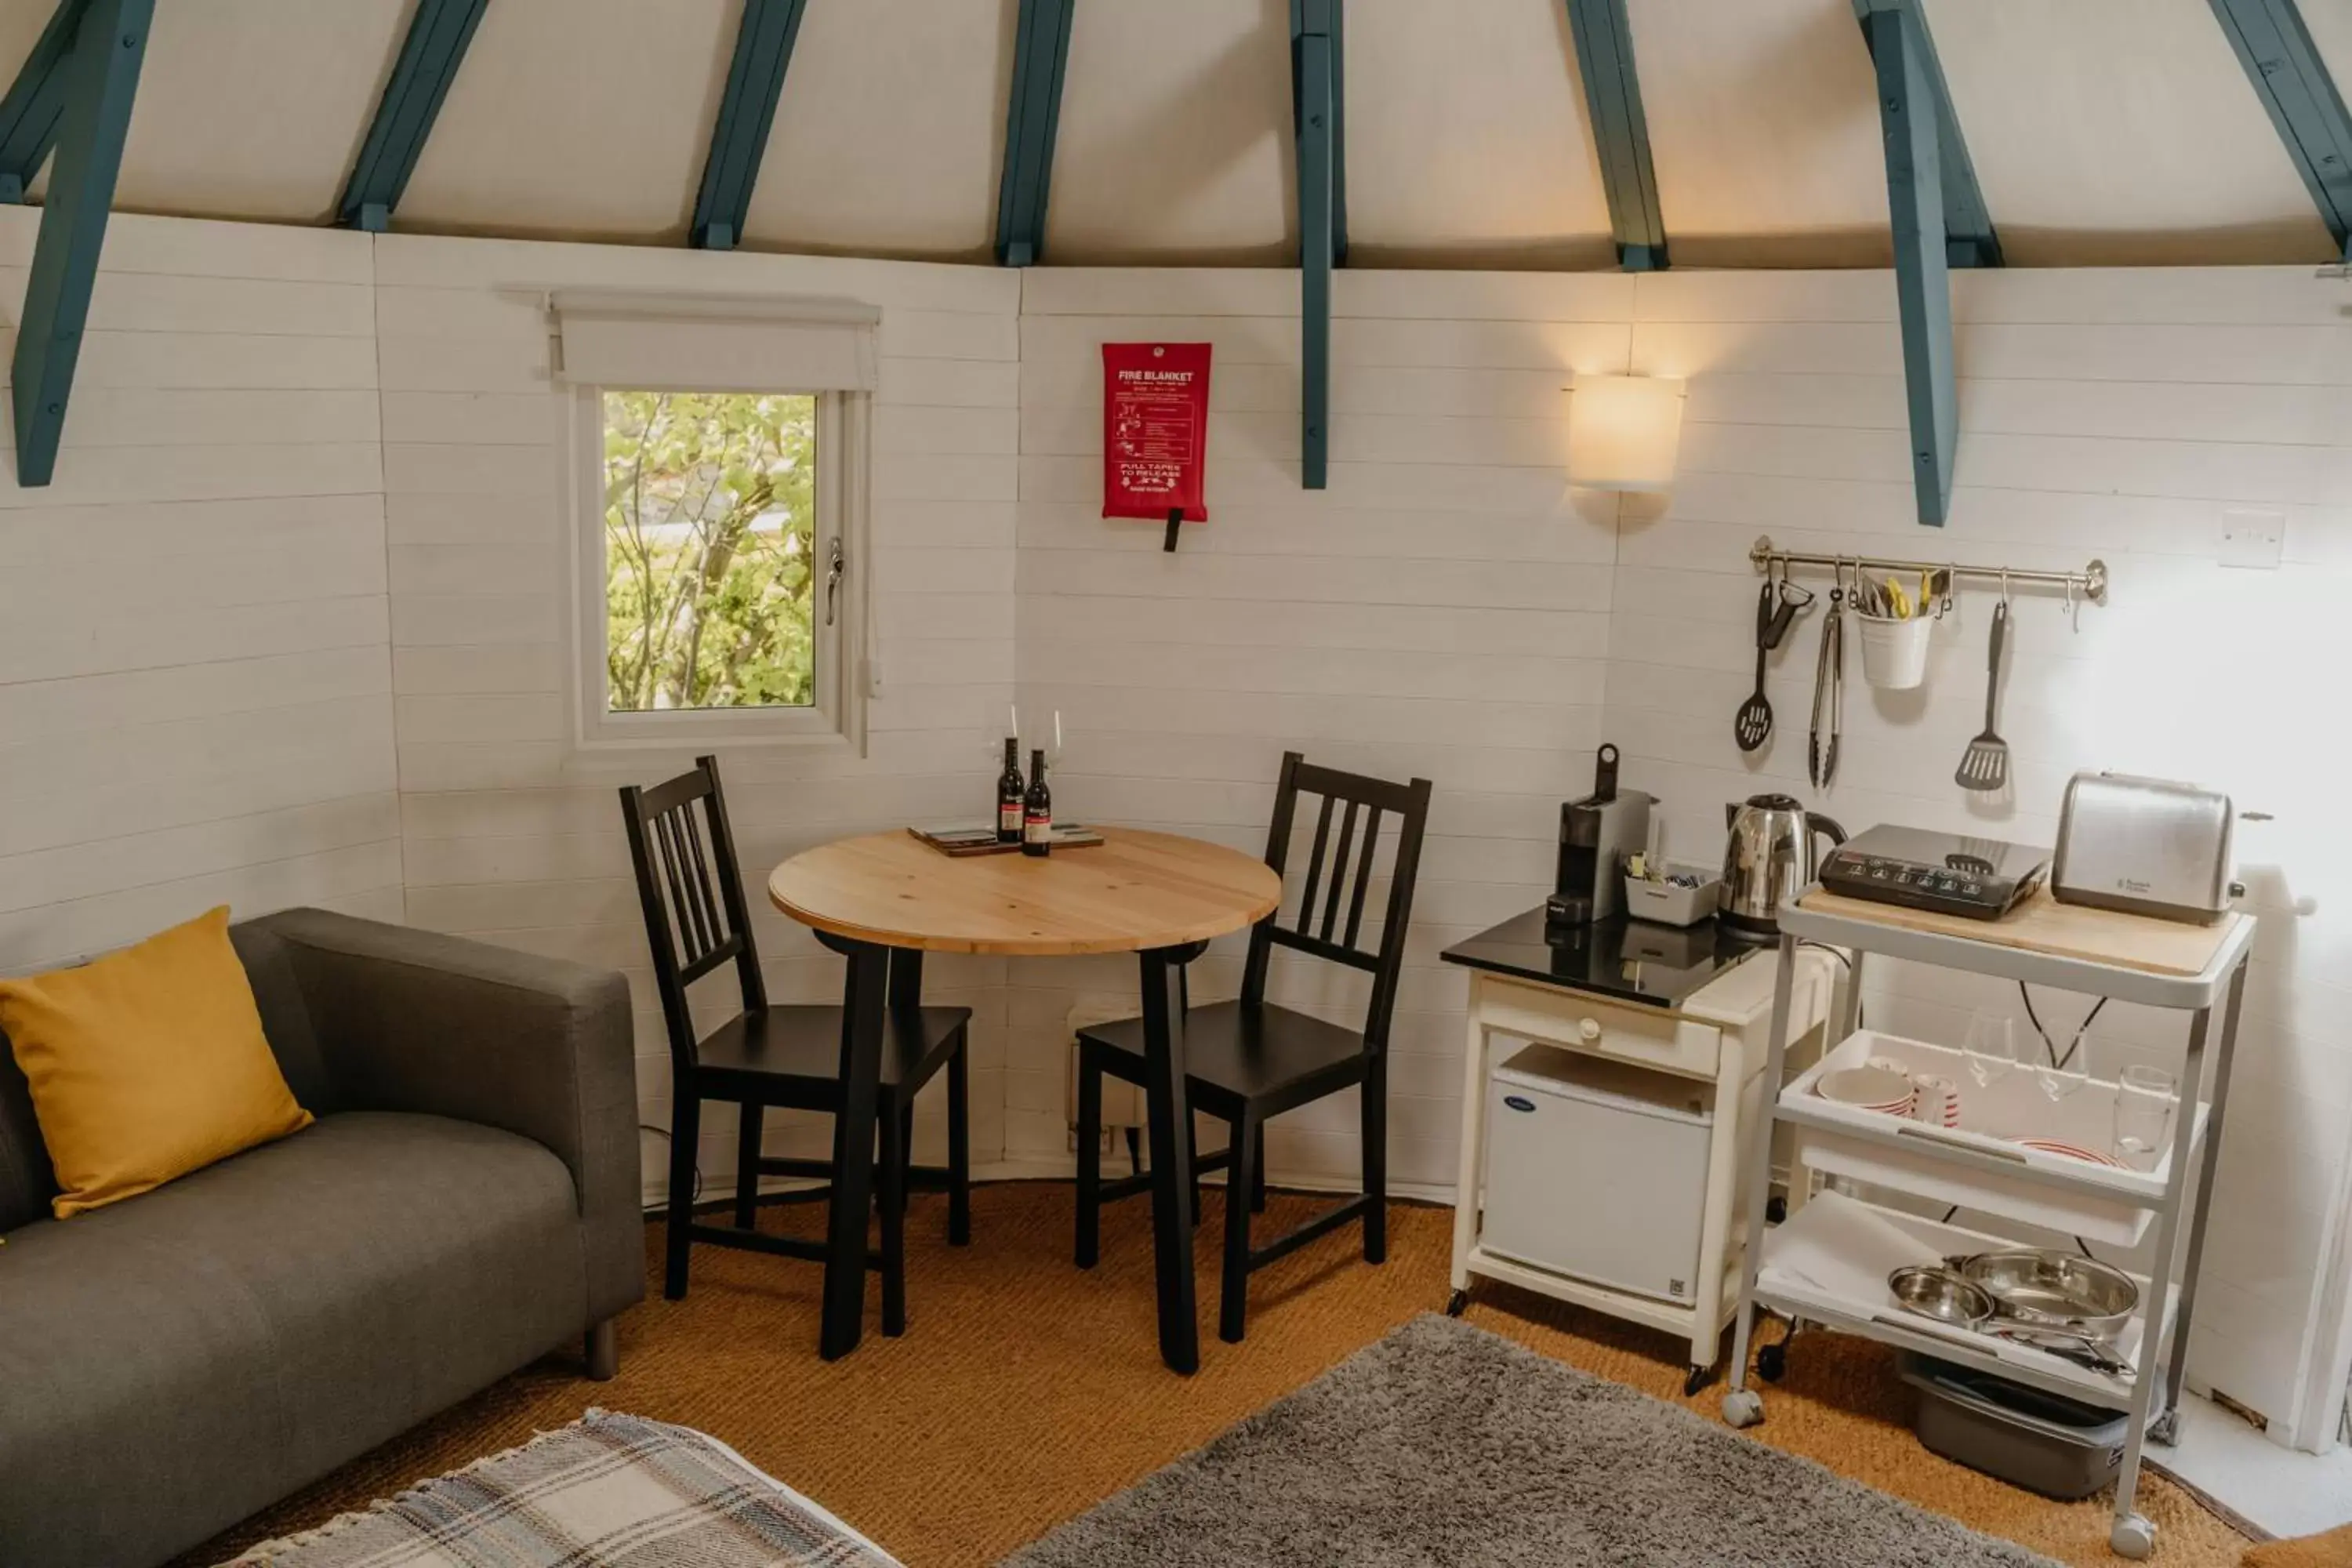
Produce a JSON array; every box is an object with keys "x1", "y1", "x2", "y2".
[
  {"x1": 1012, "y1": 267, "x2": 1634, "y2": 1189},
  {"x1": 0, "y1": 210, "x2": 399, "y2": 973},
  {"x1": 373, "y1": 235, "x2": 1021, "y2": 1203},
  {"x1": 4, "y1": 204, "x2": 2338, "y2": 1438},
  {"x1": 1611, "y1": 265, "x2": 2352, "y2": 1436}
]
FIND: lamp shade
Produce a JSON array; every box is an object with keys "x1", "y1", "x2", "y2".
[{"x1": 1567, "y1": 375, "x2": 1686, "y2": 492}]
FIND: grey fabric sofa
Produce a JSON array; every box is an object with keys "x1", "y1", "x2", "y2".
[{"x1": 0, "y1": 908, "x2": 646, "y2": 1568}]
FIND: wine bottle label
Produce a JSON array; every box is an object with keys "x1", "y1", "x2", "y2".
[
  {"x1": 1024, "y1": 808, "x2": 1051, "y2": 844},
  {"x1": 999, "y1": 801, "x2": 1022, "y2": 834}
]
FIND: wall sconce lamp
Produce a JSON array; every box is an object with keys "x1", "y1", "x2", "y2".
[{"x1": 1566, "y1": 374, "x2": 1686, "y2": 492}]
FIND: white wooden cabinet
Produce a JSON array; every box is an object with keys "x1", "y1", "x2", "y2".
[{"x1": 1446, "y1": 946, "x2": 1836, "y2": 1390}]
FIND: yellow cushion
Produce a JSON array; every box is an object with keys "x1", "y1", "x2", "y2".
[{"x1": 0, "y1": 906, "x2": 311, "y2": 1218}]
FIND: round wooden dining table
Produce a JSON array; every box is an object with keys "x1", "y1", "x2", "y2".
[{"x1": 769, "y1": 826, "x2": 1281, "y2": 1372}]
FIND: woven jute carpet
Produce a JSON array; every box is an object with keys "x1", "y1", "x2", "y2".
[
  {"x1": 180, "y1": 1183, "x2": 2246, "y2": 1568},
  {"x1": 1007, "y1": 1314, "x2": 2059, "y2": 1566},
  {"x1": 2245, "y1": 1523, "x2": 2352, "y2": 1568}
]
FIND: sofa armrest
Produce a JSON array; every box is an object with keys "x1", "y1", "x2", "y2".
[{"x1": 238, "y1": 907, "x2": 644, "y2": 1323}]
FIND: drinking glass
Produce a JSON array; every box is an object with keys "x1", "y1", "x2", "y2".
[
  {"x1": 2113, "y1": 1064, "x2": 2177, "y2": 1171},
  {"x1": 2034, "y1": 1033, "x2": 2092, "y2": 1104},
  {"x1": 1962, "y1": 1014, "x2": 2016, "y2": 1089}
]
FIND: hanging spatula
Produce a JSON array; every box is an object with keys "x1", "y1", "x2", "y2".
[
  {"x1": 1955, "y1": 601, "x2": 2010, "y2": 792},
  {"x1": 1735, "y1": 581, "x2": 1774, "y2": 752}
]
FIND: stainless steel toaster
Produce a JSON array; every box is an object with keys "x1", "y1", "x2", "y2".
[{"x1": 2052, "y1": 772, "x2": 2238, "y2": 924}]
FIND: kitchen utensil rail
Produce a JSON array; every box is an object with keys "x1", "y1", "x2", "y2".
[
  {"x1": 1750, "y1": 535, "x2": 2108, "y2": 606},
  {"x1": 1721, "y1": 890, "x2": 2252, "y2": 1562}
]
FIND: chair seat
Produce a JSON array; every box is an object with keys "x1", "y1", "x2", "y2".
[
  {"x1": 1080, "y1": 1000, "x2": 1369, "y2": 1117},
  {"x1": 696, "y1": 1004, "x2": 971, "y2": 1098}
]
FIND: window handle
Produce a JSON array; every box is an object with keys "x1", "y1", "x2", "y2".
[{"x1": 825, "y1": 538, "x2": 844, "y2": 627}]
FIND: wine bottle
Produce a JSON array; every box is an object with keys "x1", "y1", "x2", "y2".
[
  {"x1": 996, "y1": 738, "x2": 1025, "y2": 844},
  {"x1": 1022, "y1": 748, "x2": 1052, "y2": 857}
]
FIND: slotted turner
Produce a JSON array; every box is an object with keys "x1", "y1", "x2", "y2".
[
  {"x1": 1735, "y1": 581, "x2": 1773, "y2": 752},
  {"x1": 1955, "y1": 600, "x2": 2010, "y2": 791}
]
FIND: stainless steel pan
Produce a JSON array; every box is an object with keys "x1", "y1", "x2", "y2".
[{"x1": 1951, "y1": 1248, "x2": 2138, "y2": 1340}]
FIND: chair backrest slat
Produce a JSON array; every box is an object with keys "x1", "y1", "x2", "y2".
[
  {"x1": 619, "y1": 755, "x2": 766, "y2": 1069},
  {"x1": 1243, "y1": 750, "x2": 1433, "y2": 1053},
  {"x1": 1294, "y1": 793, "x2": 1335, "y2": 936},
  {"x1": 1318, "y1": 800, "x2": 1359, "y2": 941},
  {"x1": 1342, "y1": 804, "x2": 1381, "y2": 948},
  {"x1": 655, "y1": 811, "x2": 703, "y2": 961},
  {"x1": 681, "y1": 806, "x2": 723, "y2": 957}
]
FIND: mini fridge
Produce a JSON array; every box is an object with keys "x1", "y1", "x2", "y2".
[{"x1": 1481, "y1": 1043, "x2": 1715, "y2": 1304}]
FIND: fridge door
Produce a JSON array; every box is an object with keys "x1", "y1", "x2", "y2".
[{"x1": 1481, "y1": 1044, "x2": 1713, "y2": 1303}]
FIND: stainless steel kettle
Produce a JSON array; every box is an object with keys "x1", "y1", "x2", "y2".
[{"x1": 1722, "y1": 793, "x2": 1846, "y2": 935}]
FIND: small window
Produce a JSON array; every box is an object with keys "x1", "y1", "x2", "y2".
[
  {"x1": 556, "y1": 290, "x2": 877, "y2": 753},
  {"x1": 571, "y1": 385, "x2": 867, "y2": 751},
  {"x1": 602, "y1": 389, "x2": 820, "y2": 713}
]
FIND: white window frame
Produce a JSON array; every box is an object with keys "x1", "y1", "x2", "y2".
[{"x1": 566, "y1": 383, "x2": 871, "y2": 754}]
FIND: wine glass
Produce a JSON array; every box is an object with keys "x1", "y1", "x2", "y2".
[
  {"x1": 2112, "y1": 1064, "x2": 2177, "y2": 1171},
  {"x1": 2034, "y1": 1033, "x2": 2092, "y2": 1104},
  {"x1": 1963, "y1": 1014, "x2": 2017, "y2": 1089}
]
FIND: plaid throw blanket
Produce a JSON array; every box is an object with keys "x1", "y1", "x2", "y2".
[{"x1": 222, "y1": 1410, "x2": 902, "y2": 1568}]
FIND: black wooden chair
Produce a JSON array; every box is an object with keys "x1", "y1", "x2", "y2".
[
  {"x1": 1074, "y1": 751, "x2": 1432, "y2": 1343},
  {"x1": 620, "y1": 756, "x2": 971, "y2": 1332}
]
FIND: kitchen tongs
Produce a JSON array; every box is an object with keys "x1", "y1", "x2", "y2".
[{"x1": 1809, "y1": 571, "x2": 1844, "y2": 789}]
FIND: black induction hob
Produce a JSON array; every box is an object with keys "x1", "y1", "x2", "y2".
[
  {"x1": 1439, "y1": 908, "x2": 1765, "y2": 1010},
  {"x1": 1818, "y1": 825, "x2": 2050, "y2": 921}
]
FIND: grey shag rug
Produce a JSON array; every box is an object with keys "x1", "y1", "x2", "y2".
[{"x1": 1001, "y1": 1315, "x2": 2059, "y2": 1567}]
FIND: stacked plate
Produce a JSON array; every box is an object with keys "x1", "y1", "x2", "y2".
[{"x1": 1817, "y1": 1065, "x2": 1916, "y2": 1118}]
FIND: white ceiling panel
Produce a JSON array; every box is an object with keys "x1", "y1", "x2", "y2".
[
  {"x1": 397, "y1": 0, "x2": 739, "y2": 243},
  {"x1": 15, "y1": 0, "x2": 408, "y2": 223},
  {"x1": 0, "y1": 0, "x2": 2340, "y2": 271},
  {"x1": 1044, "y1": 0, "x2": 1294, "y2": 265},
  {"x1": 1344, "y1": 0, "x2": 1615, "y2": 268},
  {"x1": 1629, "y1": 0, "x2": 1892, "y2": 267},
  {"x1": 1928, "y1": 0, "x2": 2337, "y2": 266},
  {"x1": 740, "y1": 0, "x2": 1015, "y2": 261}
]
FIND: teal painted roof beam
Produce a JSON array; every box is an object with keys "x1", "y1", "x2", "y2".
[
  {"x1": 691, "y1": 0, "x2": 809, "y2": 252},
  {"x1": 337, "y1": 0, "x2": 490, "y2": 231},
  {"x1": 2209, "y1": 0, "x2": 2352, "y2": 258},
  {"x1": 1566, "y1": 0, "x2": 1668, "y2": 270},
  {"x1": 995, "y1": 0, "x2": 1075, "y2": 267},
  {"x1": 1866, "y1": 2, "x2": 1958, "y2": 526},
  {"x1": 13, "y1": 0, "x2": 151, "y2": 488},
  {"x1": 1292, "y1": 0, "x2": 1338, "y2": 489},
  {"x1": 0, "y1": 0, "x2": 89, "y2": 204},
  {"x1": 1854, "y1": 0, "x2": 2000, "y2": 269}
]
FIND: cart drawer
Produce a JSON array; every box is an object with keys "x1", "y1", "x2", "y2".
[{"x1": 1475, "y1": 975, "x2": 1721, "y2": 1079}]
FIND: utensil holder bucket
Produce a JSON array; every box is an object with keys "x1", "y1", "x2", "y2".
[{"x1": 1859, "y1": 612, "x2": 1932, "y2": 689}]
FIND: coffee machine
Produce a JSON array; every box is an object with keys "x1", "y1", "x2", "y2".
[{"x1": 1548, "y1": 743, "x2": 1653, "y2": 927}]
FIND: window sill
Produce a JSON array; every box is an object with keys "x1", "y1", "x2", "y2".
[{"x1": 574, "y1": 713, "x2": 855, "y2": 753}]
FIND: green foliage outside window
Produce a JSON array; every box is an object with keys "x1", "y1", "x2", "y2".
[{"x1": 603, "y1": 390, "x2": 818, "y2": 711}]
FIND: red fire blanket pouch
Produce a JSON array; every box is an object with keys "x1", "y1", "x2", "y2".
[{"x1": 1102, "y1": 343, "x2": 1212, "y2": 538}]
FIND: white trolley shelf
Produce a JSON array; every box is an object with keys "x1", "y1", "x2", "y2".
[{"x1": 1721, "y1": 887, "x2": 2256, "y2": 1563}]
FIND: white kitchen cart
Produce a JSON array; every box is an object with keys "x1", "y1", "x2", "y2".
[
  {"x1": 1721, "y1": 887, "x2": 2256, "y2": 1562},
  {"x1": 1445, "y1": 943, "x2": 1838, "y2": 1393}
]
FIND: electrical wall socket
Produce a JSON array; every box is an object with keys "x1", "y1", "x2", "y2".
[{"x1": 2219, "y1": 508, "x2": 2285, "y2": 569}]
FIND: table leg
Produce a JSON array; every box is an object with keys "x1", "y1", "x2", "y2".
[
  {"x1": 2111, "y1": 992, "x2": 2216, "y2": 1542},
  {"x1": 820, "y1": 939, "x2": 890, "y2": 1362},
  {"x1": 1138, "y1": 941, "x2": 1206, "y2": 1374},
  {"x1": 1446, "y1": 978, "x2": 1489, "y2": 1303},
  {"x1": 2152, "y1": 957, "x2": 2249, "y2": 1445}
]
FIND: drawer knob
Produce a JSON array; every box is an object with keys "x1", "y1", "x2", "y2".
[{"x1": 1578, "y1": 1018, "x2": 1602, "y2": 1042}]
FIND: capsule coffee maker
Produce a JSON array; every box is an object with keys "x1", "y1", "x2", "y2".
[{"x1": 1548, "y1": 743, "x2": 1653, "y2": 927}]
